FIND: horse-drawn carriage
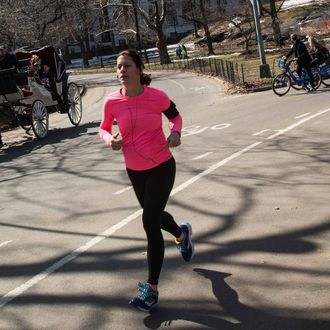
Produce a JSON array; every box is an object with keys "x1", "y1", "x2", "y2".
[{"x1": 0, "y1": 45, "x2": 83, "y2": 140}]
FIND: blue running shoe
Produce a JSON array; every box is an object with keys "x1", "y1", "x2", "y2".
[
  {"x1": 177, "y1": 222, "x2": 194, "y2": 262},
  {"x1": 129, "y1": 282, "x2": 158, "y2": 312}
]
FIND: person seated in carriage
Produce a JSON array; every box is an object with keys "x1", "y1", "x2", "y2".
[
  {"x1": 0, "y1": 45, "x2": 18, "y2": 72},
  {"x1": 16, "y1": 46, "x2": 69, "y2": 113},
  {"x1": 39, "y1": 59, "x2": 69, "y2": 114}
]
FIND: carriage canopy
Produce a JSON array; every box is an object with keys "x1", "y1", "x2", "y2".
[{"x1": 15, "y1": 45, "x2": 66, "y2": 81}]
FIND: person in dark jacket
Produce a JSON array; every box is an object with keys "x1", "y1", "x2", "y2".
[
  {"x1": 285, "y1": 34, "x2": 315, "y2": 89},
  {"x1": 0, "y1": 45, "x2": 18, "y2": 149},
  {"x1": 40, "y1": 63, "x2": 66, "y2": 113},
  {"x1": 308, "y1": 36, "x2": 329, "y2": 65},
  {"x1": 0, "y1": 45, "x2": 18, "y2": 72}
]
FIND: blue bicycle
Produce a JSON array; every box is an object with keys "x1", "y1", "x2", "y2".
[
  {"x1": 319, "y1": 63, "x2": 330, "y2": 87},
  {"x1": 272, "y1": 59, "x2": 321, "y2": 96}
]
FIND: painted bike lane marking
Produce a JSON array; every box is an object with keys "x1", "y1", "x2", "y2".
[
  {"x1": 0, "y1": 241, "x2": 12, "y2": 249},
  {"x1": 113, "y1": 186, "x2": 133, "y2": 195},
  {"x1": 295, "y1": 112, "x2": 311, "y2": 119},
  {"x1": 192, "y1": 152, "x2": 213, "y2": 160},
  {"x1": 267, "y1": 108, "x2": 330, "y2": 140}
]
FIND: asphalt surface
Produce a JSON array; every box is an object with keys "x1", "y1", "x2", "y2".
[{"x1": 0, "y1": 72, "x2": 329, "y2": 329}]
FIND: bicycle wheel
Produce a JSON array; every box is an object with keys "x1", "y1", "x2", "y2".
[
  {"x1": 291, "y1": 70, "x2": 303, "y2": 90},
  {"x1": 272, "y1": 73, "x2": 291, "y2": 96},
  {"x1": 321, "y1": 66, "x2": 330, "y2": 86},
  {"x1": 321, "y1": 76, "x2": 330, "y2": 86},
  {"x1": 312, "y1": 71, "x2": 322, "y2": 90}
]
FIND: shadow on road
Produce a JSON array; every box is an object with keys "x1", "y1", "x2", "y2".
[
  {"x1": 144, "y1": 268, "x2": 330, "y2": 330},
  {"x1": 0, "y1": 120, "x2": 100, "y2": 163}
]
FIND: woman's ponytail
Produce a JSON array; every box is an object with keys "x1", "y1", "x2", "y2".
[{"x1": 141, "y1": 73, "x2": 152, "y2": 85}]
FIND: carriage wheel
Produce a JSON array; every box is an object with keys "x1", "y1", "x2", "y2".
[
  {"x1": 31, "y1": 100, "x2": 48, "y2": 139},
  {"x1": 67, "y1": 82, "x2": 82, "y2": 126},
  {"x1": 16, "y1": 107, "x2": 32, "y2": 131},
  {"x1": 20, "y1": 123, "x2": 32, "y2": 131}
]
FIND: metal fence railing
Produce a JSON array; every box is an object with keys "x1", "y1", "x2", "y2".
[
  {"x1": 74, "y1": 55, "x2": 275, "y2": 87},
  {"x1": 145, "y1": 57, "x2": 247, "y2": 85}
]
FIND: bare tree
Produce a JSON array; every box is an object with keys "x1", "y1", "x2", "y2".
[
  {"x1": 259, "y1": 0, "x2": 286, "y2": 47},
  {"x1": 129, "y1": 0, "x2": 171, "y2": 64},
  {"x1": 229, "y1": 16, "x2": 254, "y2": 53},
  {"x1": 180, "y1": 0, "x2": 216, "y2": 55},
  {"x1": 58, "y1": 0, "x2": 100, "y2": 67},
  {"x1": 0, "y1": 0, "x2": 64, "y2": 48}
]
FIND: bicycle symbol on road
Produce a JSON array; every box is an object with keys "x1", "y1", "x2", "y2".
[{"x1": 182, "y1": 123, "x2": 231, "y2": 137}]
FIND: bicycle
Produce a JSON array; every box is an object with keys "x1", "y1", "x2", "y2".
[
  {"x1": 272, "y1": 59, "x2": 322, "y2": 96},
  {"x1": 318, "y1": 63, "x2": 330, "y2": 87}
]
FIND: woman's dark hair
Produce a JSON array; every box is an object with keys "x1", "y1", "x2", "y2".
[
  {"x1": 290, "y1": 34, "x2": 298, "y2": 41},
  {"x1": 118, "y1": 49, "x2": 152, "y2": 85}
]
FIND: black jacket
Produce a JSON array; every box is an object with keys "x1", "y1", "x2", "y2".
[
  {"x1": 286, "y1": 39, "x2": 312, "y2": 65},
  {"x1": 0, "y1": 53, "x2": 18, "y2": 72},
  {"x1": 311, "y1": 44, "x2": 329, "y2": 65}
]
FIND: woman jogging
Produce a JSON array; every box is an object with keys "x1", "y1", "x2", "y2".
[{"x1": 99, "y1": 49, "x2": 194, "y2": 312}]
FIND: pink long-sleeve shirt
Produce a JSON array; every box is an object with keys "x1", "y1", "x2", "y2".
[{"x1": 99, "y1": 85, "x2": 182, "y2": 171}]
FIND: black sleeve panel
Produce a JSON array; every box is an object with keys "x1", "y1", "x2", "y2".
[{"x1": 163, "y1": 100, "x2": 179, "y2": 119}]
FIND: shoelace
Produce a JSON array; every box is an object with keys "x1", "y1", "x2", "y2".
[{"x1": 137, "y1": 282, "x2": 150, "y2": 300}]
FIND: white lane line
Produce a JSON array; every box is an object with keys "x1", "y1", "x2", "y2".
[
  {"x1": 163, "y1": 77, "x2": 187, "y2": 93},
  {"x1": 113, "y1": 186, "x2": 133, "y2": 195},
  {"x1": 193, "y1": 152, "x2": 213, "y2": 160},
  {"x1": 253, "y1": 129, "x2": 270, "y2": 136},
  {"x1": 0, "y1": 241, "x2": 12, "y2": 248},
  {"x1": 189, "y1": 86, "x2": 207, "y2": 91},
  {"x1": 0, "y1": 141, "x2": 262, "y2": 308},
  {"x1": 267, "y1": 108, "x2": 330, "y2": 140},
  {"x1": 295, "y1": 112, "x2": 311, "y2": 119},
  {"x1": 171, "y1": 142, "x2": 262, "y2": 195}
]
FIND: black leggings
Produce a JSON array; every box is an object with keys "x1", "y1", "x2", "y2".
[{"x1": 127, "y1": 157, "x2": 182, "y2": 285}]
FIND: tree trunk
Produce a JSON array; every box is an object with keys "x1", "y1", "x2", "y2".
[
  {"x1": 156, "y1": 27, "x2": 170, "y2": 64},
  {"x1": 79, "y1": 41, "x2": 90, "y2": 68},
  {"x1": 202, "y1": 23, "x2": 215, "y2": 55},
  {"x1": 62, "y1": 41, "x2": 72, "y2": 64},
  {"x1": 199, "y1": 0, "x2": 214, "y2": 55},
  {"x1": 245, "y1": 37, "x2": 249, "y2": 52},
  {"x1": 85, "y1": 33, "x2": 92, "y2": 60},
  {"x1": 270, "y1": 0, "x2": 282, "y2": 47}
]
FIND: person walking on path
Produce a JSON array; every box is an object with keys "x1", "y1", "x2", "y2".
[
  {"x1": 99, "y1": 49, "x2": 194, "y2": 312},
  {"x1": 181, "y1": 44, "x2": 188, "y2": 59},
  {"x1": 176, "y1": 45, "x2": 182, "y2": 59}
]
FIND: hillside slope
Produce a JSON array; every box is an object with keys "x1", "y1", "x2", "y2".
[{"x1": 181, "y1": 1, "x2": 330, "y2": 55}]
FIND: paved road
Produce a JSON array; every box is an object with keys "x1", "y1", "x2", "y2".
[{"x1": 0, "y1": 72, "x2": 329, "y2": 329}]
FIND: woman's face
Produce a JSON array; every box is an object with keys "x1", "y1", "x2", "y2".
[{"x1": 117, "y1": 55, "x2": 141, "y2": 85}]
